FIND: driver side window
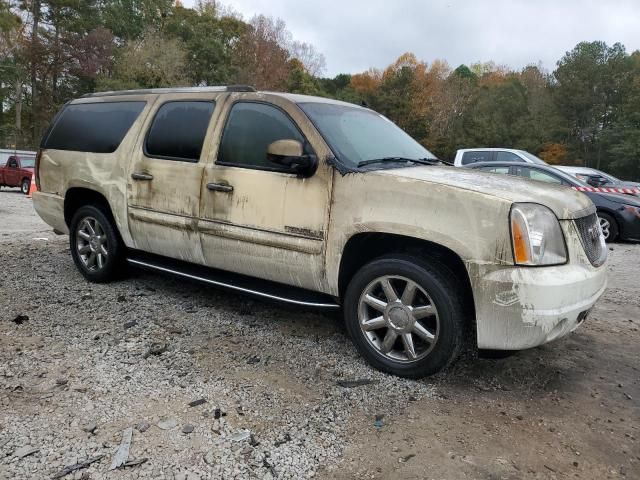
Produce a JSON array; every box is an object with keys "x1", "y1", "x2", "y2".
[
  {"x1": 8, "y1": 158, "x2": 17, "y2": 168},
  {"x1": 217, "y1": 102, "x2": 308, "y2": 172}
]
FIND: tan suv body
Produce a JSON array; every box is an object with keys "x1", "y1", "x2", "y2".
[{"x1": 33, "y1": 87, "x2": 608, "y2": 377}]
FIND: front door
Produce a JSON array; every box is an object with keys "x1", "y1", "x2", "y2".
[
  {"x1": 127, "y1": 95, "x2": 220, "y2": 263},
  {"x1": 199, "y1": 94, "x2": 333, "y2": 292},
  {"x1": 6, "y1": 157, "x2": 19, "y2": 185}
]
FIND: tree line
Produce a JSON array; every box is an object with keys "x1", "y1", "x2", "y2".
[{"x1": 1, "y1": 1, "x2": 639, "y2": 179}]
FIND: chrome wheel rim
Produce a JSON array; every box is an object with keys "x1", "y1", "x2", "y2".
[
  {"x1": 598, "y1": 216, "x2": 610, "y2": 240},
  {"x1": 76, "y1": 216, "x2": 108, "y2": 271},
  {"x1": 358, "y1": 275, "x2": 439, "y2": 363},
  {"x1": 21, "y1": 180, "x2": 29, "y2": 194}
]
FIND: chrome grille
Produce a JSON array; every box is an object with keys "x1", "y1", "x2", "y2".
[{"x1": 574, "y1": 213, "x2": 607, "y2": 267}]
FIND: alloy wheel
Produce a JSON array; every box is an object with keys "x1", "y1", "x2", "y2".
[
  {"x1": 598, "y1": 216, "x2": 610, "y2": 240},
  {"x1": 76, "y1": 216, "x2": 109, "y2": 271},
  {"x1": 357, "y1": 275, "x2": 439, "y2": 363}
]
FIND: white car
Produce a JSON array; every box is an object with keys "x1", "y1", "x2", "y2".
[{"x1": 453, "y1": 148, "x2": 547, "y2": 167}]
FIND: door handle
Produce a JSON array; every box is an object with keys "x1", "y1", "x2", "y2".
[
  {"x1": 207, "y1": 182, "x2": 233, "y2": 193},
  {"x1": 131, "y1": 172, "x2": 153, "y2": 181}
]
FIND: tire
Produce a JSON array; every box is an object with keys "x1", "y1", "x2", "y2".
[
  {"x1": 21, "y1": 178, "x2": 30, "y2": 195},
  {"x1": 597, "y1": 212, "x2": 618, "y2": 242},
  {"x1": 344, "y1": 254, "x2": 466, "y2": 378},
  {"x1": 69, "y1": 204, "x2": 124, "y2": 283}
]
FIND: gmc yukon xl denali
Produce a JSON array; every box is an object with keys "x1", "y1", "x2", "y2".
[{"x1": 33, "y1": 86, "x2": 608, "y2": 378}]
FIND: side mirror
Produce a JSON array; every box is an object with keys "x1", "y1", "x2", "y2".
[{"x1": 267, "y1": 139, "x2": 317, "y2": 178}]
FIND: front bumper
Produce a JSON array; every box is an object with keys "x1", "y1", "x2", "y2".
[
  {"x1": 471, "y1": 221, "x2": 608, "y2": 350},
  {"x1": 617, "y1": 205, "x2": 640, "y2": 241}
]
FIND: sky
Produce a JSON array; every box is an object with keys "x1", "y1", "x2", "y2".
[{"x1": 184, "y1": 0, "x2": 640, "y2": 77}]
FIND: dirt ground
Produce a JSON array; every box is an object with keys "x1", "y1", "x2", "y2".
[{"x1": 0, "y1": 188, "x2": 638, "y2": 479}]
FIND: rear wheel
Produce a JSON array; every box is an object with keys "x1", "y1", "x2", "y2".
[
  {"x1": 21, "y1": 178, "x2": 30, "y2": 195},
  {"x1": 69, "y1": 205, "x2": 124, "y2": 282},
  {"x1": 344, "y1": 255, "x2": 465, "y2": 378},
  {"x1": 597, "y1": 212, "x2": 618, "y2": 242}
]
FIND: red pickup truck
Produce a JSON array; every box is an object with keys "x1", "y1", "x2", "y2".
[{"x1": 0, "y1": 154, "x2": 36, "y2": 194}]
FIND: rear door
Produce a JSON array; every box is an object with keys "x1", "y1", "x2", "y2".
[
  {"x1": 478, "y1": 164, "x2": 512, "y2": 175},
  {"x1": 198, "y1": 93, "x2": 333, "y2": 291},
  {"x1": 127, "y1": 94, "x2": 221, "y2": 263}
]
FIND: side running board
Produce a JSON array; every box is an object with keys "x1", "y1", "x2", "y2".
[{"x1": 126, "y1": 252, "x2": 340, "y2": 309}]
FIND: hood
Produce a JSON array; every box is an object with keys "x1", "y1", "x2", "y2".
[
  {"x1": 617, "y1": 181, "x2": 640, "y2": 188},
  {"x1": 597, "y1": 191, "x2": 640, "y2": 206},
  {"x1": 374, "y1": 166, "x2": 594, "y2": 220}
]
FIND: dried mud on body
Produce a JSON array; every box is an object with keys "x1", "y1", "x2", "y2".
[{"x1": 0, "y1": 190, "x2": 638, "y2": 479}]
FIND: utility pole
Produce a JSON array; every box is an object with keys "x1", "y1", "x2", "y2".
[{"x1": 31, "y1": 0, "x2": 41, "y2": 145}]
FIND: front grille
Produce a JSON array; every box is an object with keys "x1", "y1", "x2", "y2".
[{"x1": 574, "y1": 213, "x2": 607, "y2": 267}]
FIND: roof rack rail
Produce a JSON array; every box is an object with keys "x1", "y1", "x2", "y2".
[
  {"x1": 226, "y1": 85, "x2": 257, "y2": 92},
  {"x1": 81, "y1": 85, "x2": 257, "y2": 98}
]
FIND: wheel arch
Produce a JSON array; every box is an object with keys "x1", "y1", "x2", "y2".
[
  {"x1": 337, "y1": 232, "x2": 476, "y2": 339},
  {"x1": 64, "y1": 187, "x2": 116, "y2": 228}
]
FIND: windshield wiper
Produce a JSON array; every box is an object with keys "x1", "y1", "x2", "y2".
[{"x1": 357, "y1": 157, "x2": 441, "y2": 168}]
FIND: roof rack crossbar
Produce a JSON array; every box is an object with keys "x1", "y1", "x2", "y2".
[{"x1": 81, "y1": 85, "x2": 256, "y2": 98}]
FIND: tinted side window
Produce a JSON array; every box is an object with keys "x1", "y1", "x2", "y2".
[
  {"x1": 496, "y1": 151, "x2": 524, "y2": 162},
  {"x1": 8, "y1": 158, "x2": 17, "y2": 167},
  {"x1": 461, "y1": 151, "x2": 493, "y2": 165},
  {"x1": 218, "y1": 102, "x2": 306, "y2": 171},
  {"x1": 43, "y1": 102, "x2": 146, "y2": 153},
  {"x1": 145, "y1": 101, "x2": 215, "y2": 162}
]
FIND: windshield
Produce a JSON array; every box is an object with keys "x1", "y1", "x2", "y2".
[
  {"x1": 595, "y1": 171, "x2": 619, "y2": 182},
  {"x1": 299, "y1": 102, "x2": 437, "y2": 168},
  {"x1": 19, "y1": 157, "x2": 36, "y2": 168},
  {"x1": 520, "y1": 151, "x2": 547, "y2": 165},
  {"x1": 550, "y1": 168, "x2": 590, "y2": 187}
]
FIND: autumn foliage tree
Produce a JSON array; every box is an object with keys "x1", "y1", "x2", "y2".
[
  {"x1": 538, "y1": 143, "x2": 568, "y2": 164},
  {"x1": 1, "y1": 2, "x2": 639, "y2": 180}
]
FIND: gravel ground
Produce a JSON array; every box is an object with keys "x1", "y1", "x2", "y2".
[
  {"x1": 0, "y1": 189, "x2": 435, "y2": 479},
  {"x1": 1, "y1": 189, "x2": 639, "y2": 479}
]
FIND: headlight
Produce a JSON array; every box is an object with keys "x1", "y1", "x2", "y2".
[
  {"x1": 623, "y1": 205, "x2": 640, "y2": 218},
  {"x1": 510, "y1": 203, "x2": 567, "y2": 266}
]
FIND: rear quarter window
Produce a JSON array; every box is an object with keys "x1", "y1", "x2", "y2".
[{"x1": 42, "y1": 102, "x2": 146, "y2": 153}]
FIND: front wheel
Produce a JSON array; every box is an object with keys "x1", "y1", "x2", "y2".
[
  {"x1": 21, "y1": 178, "x2": 30, "y2": 195},
  {"x1": 69, "y1": 205, "x2": 124, "y2": 283},
  {"x1": 344, "y1": 255, "x2": 466, "y2": 378},
  {"x1": 598, "y1": 212, "x2": 618, "y2": 242}
]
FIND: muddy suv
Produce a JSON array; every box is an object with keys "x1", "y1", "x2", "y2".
[{"x1": 33, "y1": 86, "x2": 608, "y2": 378}]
